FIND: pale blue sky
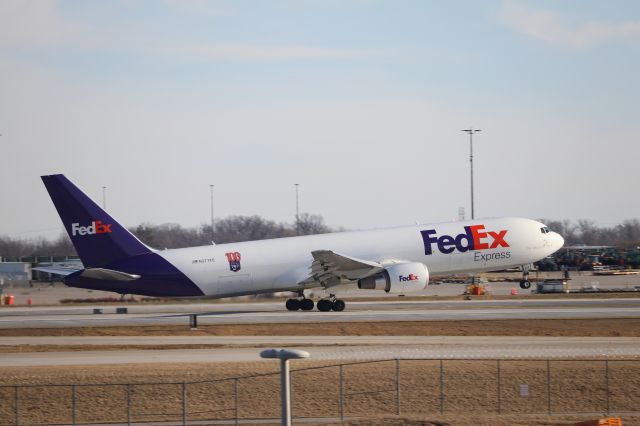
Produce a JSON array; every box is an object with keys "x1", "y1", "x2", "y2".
[{"x1": 1, "y1": 0, "x2": 639, "y2": 239}]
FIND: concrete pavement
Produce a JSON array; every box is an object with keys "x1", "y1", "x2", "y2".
[{"x1": 2, "y1": 336, "x2": 639, "y2": 366}]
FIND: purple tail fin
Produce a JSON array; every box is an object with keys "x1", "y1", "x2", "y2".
[{"x1": 41, "y1": 174, "x2": 152, "y2": 268}]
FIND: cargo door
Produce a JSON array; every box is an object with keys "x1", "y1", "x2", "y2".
[{"x1": 217, "y1": 274, "x2": 254, "y2": 297}]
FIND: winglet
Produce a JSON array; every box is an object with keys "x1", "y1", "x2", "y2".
[{"x1": 41, "y1": 174, "x2": 152, "y2": 268}]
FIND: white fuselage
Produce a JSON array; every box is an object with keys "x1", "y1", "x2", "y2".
[{"x1": 157, "y1": 217, "x2": 564, "y2": 298}]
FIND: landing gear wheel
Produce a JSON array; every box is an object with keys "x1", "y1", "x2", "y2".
[
  {"x1": 520, "y1": 265, "x2": 531, "y2": 290},
  {"x1": 286, "y1": 298, "x2": 301, "y2": 311},
  {"x1": 317, "y1": 299, "x2": 333, "y2": 312},
  {"x1": 519, "y1": 280, "x2": 531, "y2": 290},
  {"x1": 331, "y1": 299, "x2": 346, "y2": 312},
  {"x1": 300, "y1": 298, "x2": 314, "y2": 311}
]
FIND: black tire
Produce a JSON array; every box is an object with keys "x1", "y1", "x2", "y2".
[
  {"x1": 332, "y1": 299, "x2": 346, "y2": 312},
  {"x1": 317, "y1": 299, "x2": 332, "y2": 312},
  {"x1": 286, "y1": 298, "x2": 301, "y2": 311},
  {"x1": 300, "y1": 298, "x2": 314, "y2": 311},
  {"x1": 519, "y1": 280, "x2": 531, "y2": 290}
]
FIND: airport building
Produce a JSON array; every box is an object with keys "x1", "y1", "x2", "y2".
[
  {"x1": 0, "y1": 261, "x2": 31, "y2": 286},
  {"x1": 0, "y1": 256, "x2": 80, "y2": 284}
]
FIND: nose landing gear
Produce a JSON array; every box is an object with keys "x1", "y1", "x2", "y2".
[{"x1": 519, "y1": 265, "x2": 532, "y2": 289}]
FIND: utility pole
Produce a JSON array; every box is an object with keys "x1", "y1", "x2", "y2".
[
  {"x1": 294, "y1": 184, "x2": 300, "y2": 236},
  {"x1": 102, "y1": 186, "x2": 107, "y2": 210},
  {"x1": 209, "y1": 184, "x2": 215, "y2": 241},
  {"x1": 461, "y1": 128, "x2": 481, "y2": 220}
]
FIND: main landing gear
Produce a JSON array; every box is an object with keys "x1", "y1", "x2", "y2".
[
  {"x1": 285, "y1": 294, "x2": 346, "y2": 312},
  {"x1": 317, "y1": 295, "x2": 346, "y2": 312},
  {"x1": 285, "y1": 297, "x2": 314, "y2": 311}
]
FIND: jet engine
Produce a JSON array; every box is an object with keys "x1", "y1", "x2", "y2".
[{"x1": 357, "y1": 262, "x2": 429, "y2": 294}]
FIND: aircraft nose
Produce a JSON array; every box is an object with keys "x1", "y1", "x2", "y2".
[{"x1": 552, "y1": 232, "x2": 565, "y2": 250}]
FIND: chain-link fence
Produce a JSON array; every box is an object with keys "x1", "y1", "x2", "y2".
[{"x1": 1, "y1": 358, "x2": 639, "y2": 425}]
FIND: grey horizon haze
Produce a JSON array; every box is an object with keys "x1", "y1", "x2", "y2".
[{"x1": 1, "y1": 0, "x2": 639, "y2": 241}]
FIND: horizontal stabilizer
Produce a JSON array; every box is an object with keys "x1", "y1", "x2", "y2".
[
  {"x1": 80, "y1": 268, "x2": 141, "y2": 281},
  {"x1": 32, "y1": 265, "x2": 82, "y2": 276}
]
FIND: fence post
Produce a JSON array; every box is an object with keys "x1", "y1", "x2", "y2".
[
  {"x1": 71, "y1": 385, "x2": 77, "y2": 426},
  {"x1": 182, "y1": 382, "x2": 187, "y2": 426},
  {"x1": 339, "y1": 365, "x2": 344, "y2": 421},
  {"x1": 439, "y1": 359, "x2": 444, "y2": 414},
  {"x1": 395, "y1": 359, "x2": 401, "y2": 416},
  {"x1": 496, "y1": 360, "x2": 501, "y2": 415},
  {"x1": 605, "y1": 359, "x2": 610, "y2": 415},
  {"x1": 14, "y1": 386, "x2": 19, "y2": 426},
  {"x1": 234, "y1": 378, "x2": 239, "y2": 426},
  {"x1": 127, "y1": 384, "x2": 132, "y2": 426},
  {"x1": 546, "y1": 359, "x2": 552, "y2": 415}
]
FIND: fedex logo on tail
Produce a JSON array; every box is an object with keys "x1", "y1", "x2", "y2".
[
  {"x1": 420, "y1": 225, "x2": 509, "y2": 255},
  {"x1": 71, "y1": 220, "x2": 112, "y2": 236}
]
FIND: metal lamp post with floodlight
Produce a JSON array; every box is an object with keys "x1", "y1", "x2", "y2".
[
  {"x1": 461, "y1": 127, "x2": 481, "y2": 220},
  {"x1": 294, "y1": 184, "x2": 300, "y2": 236},
  {"x1": 209, "y1": 184, "x2": 215, "y2": 242},
  {"x1": 260, "y1": 348, "x2": 311, "y2": 426}
]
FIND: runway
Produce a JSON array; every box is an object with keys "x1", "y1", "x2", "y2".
[
  {"x1": 0, "y1": 298, "x2": 639, "y2": 329},
  {"x1": 3, "y1": 299, "x2": 640, "y2": 367},
  {"x1": 2, "y1": 336, "x2": 640, "y2": 366}
]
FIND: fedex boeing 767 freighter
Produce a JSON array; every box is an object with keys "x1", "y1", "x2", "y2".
[{"x1": 37, "y1": 174, "x2": 564, "y2": 311}]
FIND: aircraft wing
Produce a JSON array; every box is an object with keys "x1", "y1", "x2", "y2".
[{"x1": 300, "y1": 250, "x2": 384, "y2": 288}]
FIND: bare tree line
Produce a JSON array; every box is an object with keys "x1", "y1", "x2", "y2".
[
  {"x1": 541, "y1": 219, "x2": 640, "y2": 248},
  {"x1": 0, "y1": 213, "x2": 332, "y2": 258},
  {"x1": 1, "y1": 216, "x2": 639, "y2": 258},
  {"x1": 131, "y1": 213, "x2": 332, "y2": 249}
]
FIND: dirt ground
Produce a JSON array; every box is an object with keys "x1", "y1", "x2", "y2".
[
  {"x1": 324, "y1": 415, "x2": 636, "y2": 425},
  {"x1": 1, "y1": 360, "x2": 638, "y2": 425},
  {"x1": 1, "y1": 318, "x2": 640, "y2": 338},
  {"x1": 2, "y1": 317, "x2": 639, "y2": 424}
]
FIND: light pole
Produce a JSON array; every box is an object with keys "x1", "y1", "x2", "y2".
[
  {"x1": 461, "y1": 128, "x2": 481, "y2": 220},
  {"x1": 260, "y1": 349, "x2": 311, "y2": 426},
  {"x1": 294, "y1": 184, "x2": 300, "y2": 236},
  {"x1": 102, "y1": 186, "x2": 107, "y2": 210},
  {"x1": 209, "y1": 184, "x2": 215, "y2": 242}
]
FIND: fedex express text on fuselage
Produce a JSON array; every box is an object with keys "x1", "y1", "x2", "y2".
[{"x1": 420, "y1": 224, "x2": 511, "y2": 262}]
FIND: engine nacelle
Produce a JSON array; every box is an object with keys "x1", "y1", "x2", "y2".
[{"x1": 357, "y1": 262, "x2": 429, "y2": 294}]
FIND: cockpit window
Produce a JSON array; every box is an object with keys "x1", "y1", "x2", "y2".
[{"x1": 540, "y1": 227, "x2": 550, "y2": 234}]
